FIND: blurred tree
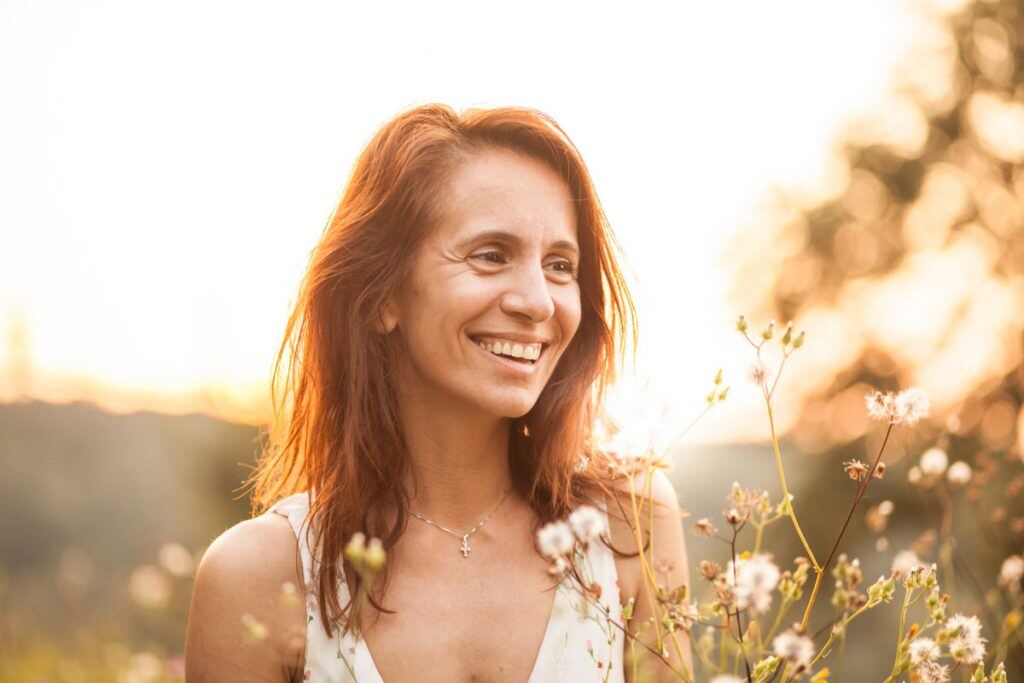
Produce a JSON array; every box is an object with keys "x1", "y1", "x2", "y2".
[{"x1": 726, "y1": 0, "x2": 1024, "y2": 672}]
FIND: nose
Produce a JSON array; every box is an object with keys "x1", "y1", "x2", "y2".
[{"x1": 499, "y1": 262, "x2": 556, "y2": 323}]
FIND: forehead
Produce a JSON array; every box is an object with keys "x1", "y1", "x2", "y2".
[{"x1": 433, "y1": 148, "x2": 578, "y2": 244}]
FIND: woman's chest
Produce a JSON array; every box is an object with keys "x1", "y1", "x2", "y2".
[{"x1": 356, "y1": 537, "x2": 562, "y2": 682}]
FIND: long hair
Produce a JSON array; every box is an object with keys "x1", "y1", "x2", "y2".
[{"x1": 245, "y1": 103, "x2": 645, "y2": 637}]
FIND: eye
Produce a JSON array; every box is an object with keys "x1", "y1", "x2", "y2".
[
  {"x1": 471, "y1": 251, "x2": 507, "y2": 265},
  {"x1": 549, "y1": 261, "x2": 577, "y2": 276}
]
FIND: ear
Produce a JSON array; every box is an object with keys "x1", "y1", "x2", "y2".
[{"x1": 374, "y1": 296, "x2": 399, "y2": 334}]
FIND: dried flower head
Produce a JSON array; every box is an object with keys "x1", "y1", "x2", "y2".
[
  {"x1": 843, "y1": 459, "x2": 869, "y2": 481},
  {"x1": 724, "y1": 554, "x2": 781, "y2": 615},
  {"x1": 693, "y1": 518, "x2": 717, "y2": 538},
  {"x1": 916, "y1": 660, "x2": 950, "y2": 683},
  {"x1": 909, "y1": 636, "x2": 939, "y2": 664},
  {"x1": 568, "y1": 505, "x2": 607, "y2": 544},
  {"x1": 771, "y1": 626, "x2": 814, "y2": 668},
  {"x1": 873, "y1": 461, "x2": 886, "y2": 479},
  {"x1": 537, "y1": 521, "x2": 575, "y2": 559},
  {"x1": 892, "y1": 550, "x2": 924, "y2": 577},
  {"x1": 944, "y1": 613, "x2": 986, "y2": 664},
  {"x1": 997, "y1": 555, "x2": 1024, "y2": 589},
  {"x1": 699, "y1": 560, "x2": 721, "y2": 581},
  {"x1": 865, "y1": 387, "x2": 931, "y2": 426}
]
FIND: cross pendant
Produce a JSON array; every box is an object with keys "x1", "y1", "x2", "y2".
[{"x1": 460, "y1": 534, "x2": 470, "y2": 558}]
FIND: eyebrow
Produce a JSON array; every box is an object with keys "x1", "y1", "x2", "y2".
[{"x1": 457, "y1": 230, "x2": 580, "y2": 256}]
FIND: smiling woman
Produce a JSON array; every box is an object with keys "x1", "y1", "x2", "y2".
[{"x1": 184, "y1": 104, "x2": 691, "y2": 682}]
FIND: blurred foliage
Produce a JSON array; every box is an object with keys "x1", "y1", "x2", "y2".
[
  {"x1": 0, "y1": 401, "x2": 254, "y2": 681},
  {"x1": 725, "y1": 0, "x2": 1024, "y2": 676}
]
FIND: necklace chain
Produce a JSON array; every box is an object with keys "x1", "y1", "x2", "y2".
[{"x1": 408, "y1": 486, "x2": 513, "y2": 558}]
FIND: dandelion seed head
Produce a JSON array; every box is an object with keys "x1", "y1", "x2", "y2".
[
  {"x1": 909, "y1": 637, "x2": 939, "y2": 664},
  {"x1": 843, "y1": 459, "x2": 869, "y2": 482},
  {"x1": 997, "y1": 555, "x2": 1024, "y2": 588},
  {"x1": 865, "y1": 387, "x2": 930, "y2": 426},
  {"x1": 568, "y1": 505, "x2": 606, "y2": 544},
  {"x1": 892, "y1": 550, "x2": 923, "y2": 577},
  {"x1": 771, "y1": 627, "x2": 814, "y2": 667},
  {"x1": 916, "y1": 660, "x2": 950, "y2": 683},
  {"x1": 692, "y1": 518, "x2": 716, "y2": 538},
  {"x1": 725, "y1": 554, "x2": 781, "y2": 615},
  {"x1": 945, "y1": 613, "x2": 986, "y2": 664},
  {"x1": 537, "y1": 521, "x2": 575, "y2": 559}
]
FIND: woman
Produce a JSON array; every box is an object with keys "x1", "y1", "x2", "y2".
[{"x1": 185, "y1": 104, "x2": 690, "y2": 682}]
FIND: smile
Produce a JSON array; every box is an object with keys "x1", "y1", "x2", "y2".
[{"x1": 468, "y1": 335, "x2": 547, "y2": 373}]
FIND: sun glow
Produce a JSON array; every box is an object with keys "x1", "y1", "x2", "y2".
[{"x1": 0, "y1": 0, "x2": 967, "y2": 441}]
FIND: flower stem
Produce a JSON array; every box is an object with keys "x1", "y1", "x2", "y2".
[
  {"x1": 763, "y1": 392, "x2": 819, "y2": 570},
  {"x1": 797, "y1": 423, "x2": 894, "y2": 631}
]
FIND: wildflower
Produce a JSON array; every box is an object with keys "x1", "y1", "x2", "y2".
[
  {"x1": 920, "y1": 448, "x2": 949, "y2": 476},
  {"x1": 748, "y1": 361, "x2": 769, "y2": 386},
  {"x1": 892, "y1": 550, "x2": 923, "y2": 577},
  {"x1": 944, "y1": 613, "x2": 986, "y2": 664},
  {"x1": 909, "y1": 637, "x2": 940, "y2": 664},
  {"x1": 724, "y1": 507, "x2": 745, "y2": 526},
  {"x1": 344, "y1": 532, "x2": 366, "y2": 565},
  {"x1": 725, "y1": 554, "x2": 781, "y2": 615},
  {"x1": 364, "y1": 538, "x2": 386, "y2": 572},
  {"x1": 873, "y1": 461, "x2": 886, "y2": 479},
  {"x1": 865, "y1": 387, "x2": 931, "y2": 426},
  {"x1": 843, "y1": 459, "x2": 869, "y2": 481},
  {"x1": 997, "y1": 555, "x2": 1023, "y2": 588},
  {"x1": 946, "y1": 461, "x2": 972, "y2": 486},
  {"x1": 537, "y1": 521, "x2": 575, "y2": 559},
  {"x1": 772, "y1": 626, "x2": 814, "y2": 668},
  {"x1": 692, "y1": 518, "x2": 716, "y2": 537},
  {"x1": 699, "y1": 560, "x2": 721, "y2": 581},
  {"x1": 916, "y1": 660, "x2": 951, "y2": 683},
  {"x1": 568, "y1": 505, "x2": 606, "y2": 544}
]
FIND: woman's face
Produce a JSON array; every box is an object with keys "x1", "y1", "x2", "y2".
[{"x1": 382, "y1": 147, "x2": 583, "y2": 418}]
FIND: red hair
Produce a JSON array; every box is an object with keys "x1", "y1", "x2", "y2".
[{"x1": 245, "y1": 103, "x2": 642, "y2": 636}]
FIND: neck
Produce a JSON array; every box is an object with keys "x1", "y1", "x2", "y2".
[{"x1": 396, "y1": 386, "x2": 517, "y2": 532}]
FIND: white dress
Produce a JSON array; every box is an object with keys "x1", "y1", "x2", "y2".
[{"x1": 270, "y1": 492, "x2": 626, "y2": 682}]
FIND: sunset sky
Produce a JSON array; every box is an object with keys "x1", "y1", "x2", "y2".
[{"x1": 0, "y1": 0, "x2": 969, "y2": 445}]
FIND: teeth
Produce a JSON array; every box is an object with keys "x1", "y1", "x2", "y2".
[{"x1": 472, "y1": 337, "x2": 542, "y2": 362}]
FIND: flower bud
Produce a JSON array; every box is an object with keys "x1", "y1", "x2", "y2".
[
  {"x1": 761, "y1": 319, "x2": 775, "y2": 340},
  {"x1": 713, "y1": 368, "x2": 722, "y2": 385},
  {"x1": 736, "y1": 315, "x2": 748, "y2": 332},
  {"x1": 364, "y1": 538, "x2": 387, "y2": 572},
  {"x1": 344, "y1": 532, "x2": 367, "y2": 570},
  {"x1": 792, "y1": 330, "x2": 805, "y2": 349}
]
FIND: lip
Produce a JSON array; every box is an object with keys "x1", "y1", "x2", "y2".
[{"x1": 468, "y1": 332, "x2": 552, "y2": 346}]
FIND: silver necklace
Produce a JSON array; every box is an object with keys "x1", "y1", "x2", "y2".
[{"x1": 408, "y1": 486, "x2": 514, "y2": 558}]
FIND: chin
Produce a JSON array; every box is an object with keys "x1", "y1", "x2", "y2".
[{"x1": 473, "y1": 391, "x2": 540, "y2": 419}]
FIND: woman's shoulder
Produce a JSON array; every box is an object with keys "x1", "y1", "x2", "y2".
[{"x1": 185, "y1": 508, "x2": 307, "y2": 681}]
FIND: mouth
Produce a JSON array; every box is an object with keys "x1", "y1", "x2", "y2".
[{"x1": 468, "y1": 335, "x2": 552, "y2": 368}]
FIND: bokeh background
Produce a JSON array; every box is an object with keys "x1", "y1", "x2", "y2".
[{"x1": 2, "y1": 0, "x2": 1023, "y2": 680}]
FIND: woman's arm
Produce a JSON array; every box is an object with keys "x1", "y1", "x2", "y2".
[
  {"x1": 622, "y1": 468, "x2": 693, "y2": 683},
  {"x1": 185, "y1": 513, "x2": 308, "y2": 683}
]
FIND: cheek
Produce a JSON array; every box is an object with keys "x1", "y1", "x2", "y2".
[{"x1": 556, "y1": 287, "x2": 583, "y2": 336}]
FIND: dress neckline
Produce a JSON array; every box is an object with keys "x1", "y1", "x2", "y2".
[{"x1": 351, "y1": 571, "x2": 568, "y2": 682}]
